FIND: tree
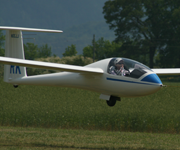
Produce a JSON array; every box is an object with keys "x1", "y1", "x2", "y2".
[
  {"x1": 83, "y1": 45, "x2": 93, "y2": 58},
  {"x1": 37, "y1": 44, "x2": 52, "y2": 58},
  {"x1": 83, "y1": 37, "x2": 122, "y2": 60},
  {"x1": 24, "y1": 43, "x2": 52, "y2": 60},
  {"x1": 158, "y1": 1, "x2": 180, "y2": 68},
  {"x1": 103, "y1": 0, "x2": 172, "y2": 68},
  {"x1": 24, "y1": 43, "x2": 38, "y2": 60},
  {"x1": 63, "y1": 44, "x2": 77, "y2": 57},
  {"x1": 0, "y1": 30, "x2": 5, "y2": 56}
]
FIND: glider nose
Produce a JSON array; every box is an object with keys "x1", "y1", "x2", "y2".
[
  {"x1": 139, "y1": 73, "x2": 162, "y2": 96},
  {"x1": 141, "y1": 74, "x2": 162, "y2": 85}
]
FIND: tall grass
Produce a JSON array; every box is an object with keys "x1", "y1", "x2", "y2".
[{"x1": 0, "y1": 78, "x2": 180, "y2": 133}]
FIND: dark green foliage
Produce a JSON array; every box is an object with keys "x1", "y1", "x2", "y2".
[
  {"x1": 103, "y1": 0, "x2": 180, "y2": 68},
  {"x1": 0, "y1": 65, "x2": 3, "y2": 78},
  {"x1": 24, "y1": 43, "x2": 38, "y2": 60},
  {"x1": 37, "y1": 44, "x2": 52, "y2": 58},
  {"x1": 26, "y1": 68, "x2": 48, "y2": 76},
  {"x1": 118, "y1": 40, "x2": 149, "y2": 65},
  {"x1": 83, "y1": 37, "x2": 121, "y2": 60},
  {"x1": 0, "y1": 49, "x2": 4, "y2": 57},
  {"x1": 63, "y1": 44, "x2": 77, "y2": 57},
  {"x1": 83, "y1": 45, "x2": 93, "y2": 58},
  {"x1": 24, "y1": 43, "x2": 52, "y2": 60},
  {"x1": 25, "y1": 56, "x2": 93, "y2": 76},
  {"x1": 157, "y1": 1, "x2": 180, "y2": 68},
  {"x1": 0, "y1": 30, "x2": 5, "y2": 56},
  {"x1": 63, "y1": 55, "x2": 92, "y2": 66}
]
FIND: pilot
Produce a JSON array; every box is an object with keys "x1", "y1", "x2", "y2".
[{"x1": 109, "y1": 58, "x2": 129, "y2": 76}]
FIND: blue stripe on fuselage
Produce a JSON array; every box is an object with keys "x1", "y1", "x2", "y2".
[{"x1": 106, "y1": 77, "x2": 159, "y2": 86}]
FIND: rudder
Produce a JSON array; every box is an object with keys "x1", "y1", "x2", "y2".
[{"x1": 4, "y1": 30, "x2": 27, "y2": 83}]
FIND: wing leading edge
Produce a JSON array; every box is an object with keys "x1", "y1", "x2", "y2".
[
  {"x1": 0, "y1": 57, "x2": 104, "y2": 74},
  {"x1": 0, "y1": 26, "x2": 63, "y2": 33},
  {"x1": 152, "y1": 68, "x2": 180, "y2": 75}
]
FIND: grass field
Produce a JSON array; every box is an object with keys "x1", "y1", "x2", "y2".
[
  {"x1": 0, "y1": 77, "x2": 180, "y2": 134},
  {"x1": 0, "y1": 126, "x2": 180, "y2": 150}
]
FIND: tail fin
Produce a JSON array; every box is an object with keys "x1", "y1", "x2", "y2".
[
  {"x1": 4, "y1": 29, "x2": 26, "y2": 83},
  {"x1": 0, "y1": 26, "x2": 63, "y2": 83}
]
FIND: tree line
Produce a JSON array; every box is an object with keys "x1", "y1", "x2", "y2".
[
  {"x1": 59, "y1": 0, "x2": 180, "y2": 68},
  {"x1": 103, "y1": 0, "x2": 180, "y2": 68},
  {"x1": 1, "y1": 0, "x2": 180, "y2": 68}
]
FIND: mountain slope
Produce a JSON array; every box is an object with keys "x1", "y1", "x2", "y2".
[{"x1": 0, "y1": 0, "x2": 115, "y2": 56}]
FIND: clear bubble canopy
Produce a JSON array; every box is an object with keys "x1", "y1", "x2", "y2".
[{"x1": 107, "y1": 58, "x2": 151, "y2": 79}]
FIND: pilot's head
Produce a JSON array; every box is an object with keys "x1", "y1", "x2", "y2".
[{"x1": 114, "y1": 58, "x2": 124, "y2": 69}]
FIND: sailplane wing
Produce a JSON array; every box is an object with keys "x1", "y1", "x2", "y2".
[
  {"x1": 152, "y1": 68, "x2": 180, "y2": 75},
  {"x1": 0, "y1": 26, "x2": 63, "y2": 33},
  {"x1": 0, "y1": 57, "x2": 104, "y2": 74}
]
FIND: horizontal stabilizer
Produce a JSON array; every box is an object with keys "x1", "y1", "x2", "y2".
[
  {"x1": 0, "y1": 26, "x2": 63, "y2": 33},
  {"x1": 152, "y1": 68, "x2": 180, "y2": 75},
  {"x1": 0, "y1": 57, "x2": 104, "y2": 74}
]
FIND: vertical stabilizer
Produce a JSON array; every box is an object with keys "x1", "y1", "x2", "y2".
[
  {"x1": 0, "y1": 26, "x2": 63, "y2": 83},
  {"x1": 4, "y1": 30, "x2": 26, "y2": 83}
]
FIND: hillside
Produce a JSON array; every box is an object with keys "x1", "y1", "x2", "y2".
[
  {"x1": 0, "y1": 0, "x2": 115, "y2": 56},
  {"x1": 34, "y1": 20, "x2": 115, "y2": 56}
]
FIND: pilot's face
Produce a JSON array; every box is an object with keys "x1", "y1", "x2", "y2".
[{"x1": 116, "y1": 63, "x2": 124, "y2": 70}]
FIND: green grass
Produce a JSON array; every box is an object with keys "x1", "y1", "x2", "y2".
[
  {"x1": 0, "y1": 126, "x2": 180, "y2": 150},
  {"x1": 0, "y1": 78, "x2": 180, "y2": 133}
]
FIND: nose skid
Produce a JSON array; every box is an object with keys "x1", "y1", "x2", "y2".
[{"x1": 141, "y1": 74, "x2": 162, "y2": 84}]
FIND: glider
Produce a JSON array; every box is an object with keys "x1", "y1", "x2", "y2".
[{"x1": 0, "y1": 26, "x2": 180, "y2": 107}]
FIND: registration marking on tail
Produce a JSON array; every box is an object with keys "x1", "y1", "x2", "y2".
[
  {"x1": 11, "y1": 34, "x2": 19, "y2": 38},
  {"x1": 10, "y1": 65, "x2": 21, "y2": 74}
]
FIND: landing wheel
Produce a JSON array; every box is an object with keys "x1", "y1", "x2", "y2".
[
  {"x1": 13, "y1": 85, "x2": 18, "y2": 88},
  {"x1": 106, "y1": 96, "x2": 117, "y2": 107}
]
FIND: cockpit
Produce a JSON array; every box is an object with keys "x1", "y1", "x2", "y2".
[{"x1": 107, "y1": 58, "x2": 152, "y2": 79}]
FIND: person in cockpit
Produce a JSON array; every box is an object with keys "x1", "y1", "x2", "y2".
[{"x1": 109, "y1": 58, "x2": 130, "y2": 76}]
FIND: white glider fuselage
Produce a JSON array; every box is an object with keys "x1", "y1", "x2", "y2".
[
  {"x1": 2, "y1": 26, "x2": 178, "y2": 107},
  {"x1": 8, "y1": 58, "x2": 162, "y2": 98}
]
